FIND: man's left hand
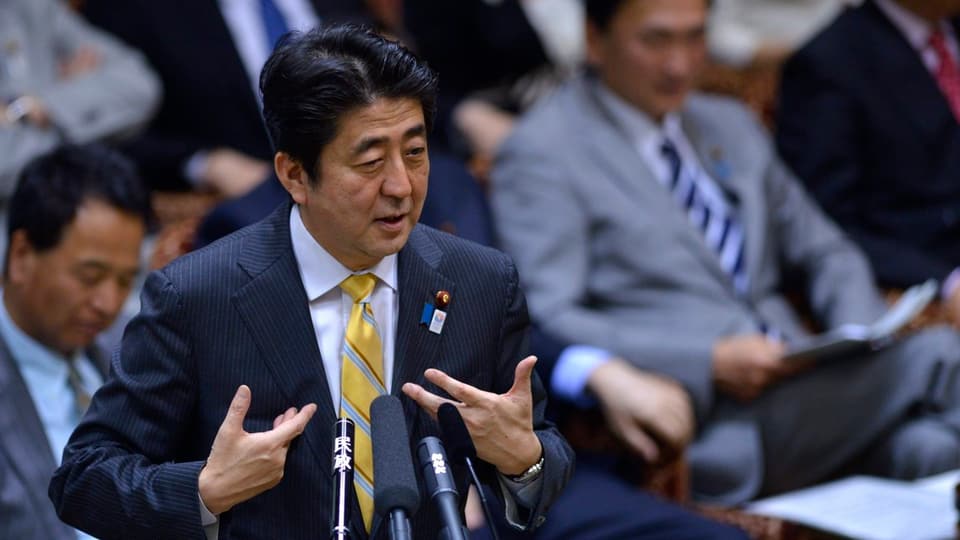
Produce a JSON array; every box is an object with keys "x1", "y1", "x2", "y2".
[{"x1": 402, "y1": 355, "x2": 542, "y2": 476}]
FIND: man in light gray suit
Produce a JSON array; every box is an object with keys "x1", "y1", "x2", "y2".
[
  {"x1": 0, "y1": 0, "x2": 160, "y2": 198},
  {"x1": 492, "y1": 0, "x2": 960, "y2": 506},
  {"x1": 0, "y1": 145, "x2": 149, "y2": 539}
]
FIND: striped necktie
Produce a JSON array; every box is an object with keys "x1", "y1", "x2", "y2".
[
  {"x1": 661, "y1": 138, "x2": 749, "y2": 295},
  {"x1": 339, "y1": 273, "x2": 386, "y2": 532},
  {"x1": 67, "y1": 359, "x2": 91, "y2": 414},
  {"x1": 259, "y1": 0, "x2": 289, "y2": 50}
]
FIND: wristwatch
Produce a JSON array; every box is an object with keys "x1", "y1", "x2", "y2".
[{"x1": 508, "y1": 455, "x2": 544, "y2": 484}]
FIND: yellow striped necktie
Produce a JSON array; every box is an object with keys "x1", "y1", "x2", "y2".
[{"x1": 339, "y1": 273, "x2": 386, "y2": 532}]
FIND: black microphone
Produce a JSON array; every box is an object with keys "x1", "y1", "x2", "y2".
[
  {"x1": 417, "y1": 436, "x2": 468, "y2": 540},
  {"x1": 331, "y1": 418, "x2": 356, "y2": 540},
  {"x1": 371, "y1": 395, "x2": 420, "y2": 540},
  {"x1": 438, "y1": 403, "x2": 500, "y2": 540}
]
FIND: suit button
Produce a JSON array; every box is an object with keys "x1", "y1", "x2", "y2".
[{"x1": 535, "y1": 516, "x2": 546, "y2": 527}]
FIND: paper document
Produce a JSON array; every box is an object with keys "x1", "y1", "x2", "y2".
[
  {"x1": 782, "y1": 279, "x2": 938, "y2": 362},
  {"x1": 747, "y1": 474, "x2": 957, "y2": 540}
]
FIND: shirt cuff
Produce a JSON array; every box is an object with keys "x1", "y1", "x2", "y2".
[
  {"x1": 183, "y1": 150, "x2": 210, "y2": 186},
  {"x1": 941, "y1": 268, "x2": 960, "y2": 300},
  {"x1": 199, "y1": 493, "x2": 219, "y2": 540},
  {"x1": 550, "y1": 345, "x2": 614, "y2": 408}
]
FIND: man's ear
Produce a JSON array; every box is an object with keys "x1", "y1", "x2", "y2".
[
  {"x1": 5, "y1": 230, "x2": 36, "y2": 286},
  {"x1": 584, "y1": 20, "x2": 604, "y2": 69},
  {"x1": 274, "y1": 152, "x2": 310, "y2": 205}
]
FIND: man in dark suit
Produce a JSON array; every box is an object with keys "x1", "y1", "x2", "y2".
[
  {"x1": 0, "y1": 144, "x2": 150, "y2": 539},
  {"x1": 777, "y1": 0, "x2": 960, "y2": 321},
  {"x1": 50, "y1": 25, "x2": 573, "y2": 540},
  {"x1": 81, "y1": 0, "x2": 369, "y2": 195}
]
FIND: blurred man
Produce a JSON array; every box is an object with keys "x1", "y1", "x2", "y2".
[
  {"x1": 777, "y1": 0, "x2": 960, "y2": 323},
  {"x1": 50, "y1": 25, "x2": 573, "y2": 539},
  {"x1": 0, "y1": 0, "x2": 160, "y2": 198},
  {"x1": 0, "y1": 144, "x2": 150, "y2": 539},
  {"x1": 493, "y1": 0, "x2": 960, "y2": 507}
]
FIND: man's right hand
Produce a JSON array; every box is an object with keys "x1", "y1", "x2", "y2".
[
  {"x1": 586, "y1": 359, "x2": 694, "y2": 464},
  {"x1": 712, "y1": 334, "x2": 794, "y2": 402},
  {"x1": 198, "y1": 385, "x2": 318, "y2": 515}
]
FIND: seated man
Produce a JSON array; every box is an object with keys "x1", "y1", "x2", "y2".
[
  {"x1": 0, "y1": 144, "x2": 150, "y2": 539},
  {"x1": 776, "y1": 0, "x2": 960, "y2": 321},
  {"x1": 492, "y1": 0, "x2": 960, "y2": 505}
]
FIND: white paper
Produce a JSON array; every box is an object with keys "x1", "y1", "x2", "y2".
[{"x1": 747, "y1": 475, "x2": 956, "y2": 540}]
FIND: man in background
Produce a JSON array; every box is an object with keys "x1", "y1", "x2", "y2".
[
  {"x1": 493, "y1": 0, "x2": 960, "y2": 512},
  {"x1": 0, "y1": 144, "x2": 150, "y2": 539},
  {"x1": 777, "y1": 0, "x2": 960, "y2": 322}
]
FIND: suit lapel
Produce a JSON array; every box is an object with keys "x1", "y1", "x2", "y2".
[
  {"x1": 231, "y1": 204, "x2": 336, "y2": 468},
  {"x1": 0, "y1": 337, "x2": 70, "y2": 538},
  {"x1": 575, "y1": 78, "x2": 734, "y2": 289},
  {"x1": 392, "y1": 227, "x2": 455, "y2": 428},
  {"x1": 682, "y1": 112, "x2": 757, "y2": 297}
]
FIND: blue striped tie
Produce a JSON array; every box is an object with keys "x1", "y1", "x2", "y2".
[
  {"x1": 661, "y1": 138, "x2": 749, "y2": 295},
  {"x1": 259, "y1": 0, "x2": 289, "y2": 50}
]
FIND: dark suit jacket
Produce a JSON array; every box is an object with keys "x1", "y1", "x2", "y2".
[
  {"x1": 49, "y1": 203, "x2": 573, "y2": 539},
  {"x1": 81, "y1": 0, "x2": 369, "y2": 190},
  {"x1": 0, "y1": 335, "x2": 107, "y2": 540},
  {"x1": 776, "y1": 0, "x2": 960, "y2": 288}
]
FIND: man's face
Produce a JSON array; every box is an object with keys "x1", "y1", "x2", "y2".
[
  {"x1": 587, "y1": 0, "x2": 707, "y2": 121},
  {"x1": 287, "y1": 97, "x2": 429, "y2": 270},
  {"x1": 4, "y1": 199, "x2": 144, "y2": 356}
]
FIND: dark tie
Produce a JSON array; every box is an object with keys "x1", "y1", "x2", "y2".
[
  {"x1": 259, "y1": 0, "x2": 289, "y2": 50},
  {"x1": 67, "y1": 360, "x2": 91, "y2": 414},
  {"x1": 929, "y1": 29, "x2": 960, "y2": 122},
  {"x1": 661, "y1": 138, "x2": 749, "y2": 295}
]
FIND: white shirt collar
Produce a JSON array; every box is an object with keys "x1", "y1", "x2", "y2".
[{"x1": 289, "y1": 206, "x2": 398, "y2": 302}]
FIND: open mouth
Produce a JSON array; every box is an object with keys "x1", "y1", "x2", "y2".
[{"x1": 377, "y1": 214, "x2": 406, "y2": 226}]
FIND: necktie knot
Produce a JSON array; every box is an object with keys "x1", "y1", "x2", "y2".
[{"x1": 340, "y1": 274, "x2": 376, "y2": 304}]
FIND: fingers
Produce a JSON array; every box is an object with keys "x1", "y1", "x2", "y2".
[
  {"x1": 424, "y1": 368, "x2": 487, "y2": 404},
  {"x1": 619, "y1": 422, "x2": 660, "y2": 463},
  {"x1": 507, "y1": 356, "x2": 537, "y2": 396},
  {"x1": 271, "y1": 403, "x2": 318, "y2": 443},
  {"x1": 273, "y1": 407, "x2": 297, "y2": 429},
  {"x1": 223, "y1": 385, "x2": 252, "y2": 433},
  {"x1": 402, "y1": 382, "x2": 456, "y2": 416}
]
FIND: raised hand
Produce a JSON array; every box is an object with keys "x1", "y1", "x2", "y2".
[
  {"x1": 198, "y1": 385, "x2": 317, "y2": 515},
  {"x1": 402, "y1": 355, "x2": 542, "y2": 476}
]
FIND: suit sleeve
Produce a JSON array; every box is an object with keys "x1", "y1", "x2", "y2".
[
  {"x1": 481, "y1": 256, "x2": 574, "y2": 531},
  {"x1": 49, "y1": 271, "x2": 207, "y2": 539},
  {"x1": 491, "y1": 140, "x2": 716, "y2": 417}
]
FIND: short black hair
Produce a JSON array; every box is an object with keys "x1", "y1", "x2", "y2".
[
  {"x1": 585, "y1": 0, "x2": 711, "y2": 31},
  {"x1": 5, "y1": 144, "x2": 151, "y2": 274},
  {"x1": 260, "y1": 24, "x2": 439, "y2": 183}
]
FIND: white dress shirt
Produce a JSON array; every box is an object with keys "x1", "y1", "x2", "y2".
[{"x1": 289, "y1": 205, "x2": 399, "y2": 408}]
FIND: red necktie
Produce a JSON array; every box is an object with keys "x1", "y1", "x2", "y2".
[{"x1": 929, "y1": 29, "x2": 960, "y2": 122}]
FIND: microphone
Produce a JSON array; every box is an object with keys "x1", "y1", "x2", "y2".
[
  {"x1": 331, "y1": 418, "x2": 356, "y2": 540},
  {"x1": 417, "y1": 436, "x2": 468, "y2": 540},
  {"x1": 438, "y1": 403, "x2": 500, "y2": 540},
  {"x1": 371, "y1": 395, "x2": 420, "y2": 540}
]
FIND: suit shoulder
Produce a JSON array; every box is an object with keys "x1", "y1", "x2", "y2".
[
  {"x1": 786, "y1": 5, "x2": 869, "y2": 73},
  {"x1": 410, "y1": 225, "x2": 516, "y2": 277}
]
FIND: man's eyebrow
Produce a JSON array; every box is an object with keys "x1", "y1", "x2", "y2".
[{"x1": 350, "y1": 124, "x2": 427, "y2": 156}]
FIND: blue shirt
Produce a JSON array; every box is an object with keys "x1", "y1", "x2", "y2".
[{"x1": 0, "y1": 298, "x2": 102, "y2": 540}]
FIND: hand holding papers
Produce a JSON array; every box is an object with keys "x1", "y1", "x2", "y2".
[{"x1": 782, "y1": 280, "x2": 939, "y2": 363}]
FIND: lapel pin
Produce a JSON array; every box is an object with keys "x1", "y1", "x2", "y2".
[
  {"x1": 425, "y1": 290, "x2": 450, "y2": 335},
  {"x1": 434, "y1": 290, "x2": 451, "y2": 309}
]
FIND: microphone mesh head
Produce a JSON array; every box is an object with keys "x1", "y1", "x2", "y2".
[
  {"x1": 371, "y1": 395, "x2": 420, "y2": 516},
  {"x1": 438, "y1": 403, "x2": 477, "y2": 464}
]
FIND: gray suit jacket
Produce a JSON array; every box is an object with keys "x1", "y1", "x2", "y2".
[
  {"x1": 491, "y1": 75, "x2": 898, "y2": 502},
  {"x1": 0, "y1": 0, "x2": 160, "y2": 197},
  {"x1": 0, "y1": 333, "x2": 107, "y2": 539}
]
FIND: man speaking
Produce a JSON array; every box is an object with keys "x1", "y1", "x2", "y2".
[{"x1": 50, "y1": 24, "x2": 573, "y2": 539}]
